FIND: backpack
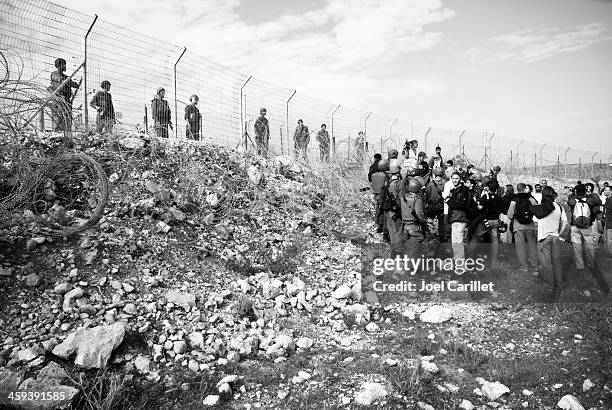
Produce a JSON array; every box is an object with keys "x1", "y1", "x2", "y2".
[
  {"x1": 515, "y1": 195, "x2": 534, "y2": 225},
  {"x1": 572, "y1": 199, "x2": 591, "y2": 228},
  {"x1": 380, "y1": 177, "x2": 400, "y2": 212}
]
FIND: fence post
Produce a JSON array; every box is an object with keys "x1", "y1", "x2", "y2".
[
  {"x1": 488, "y1": 133, "x2": 495, "y2": 168},
  {"x1": 239, "y1": 76, "x2": 252, "y2": 141},
  {"x1": 539, "y1": 144, "x2": 545, "y2": 176},
  {"x1": 348, "y1": 135, "x2": 351, "y2": 160},
  {"x1": 591, "y1": 152, "x2": 597, "y2": 179},
  {"x1": 363, "y1": 112, "x2": 372, "y2": 151},
  {"x1": 458, "y1": 130, "x2": 465, "y2": 156},
  {"x1": 83, "y1": 14, "x2": 98, "y2": 130},
  {"x1": 286, "y1": 90, "x2": 296, "y2": 152},
  {"x1": 483, "y1": 130, "x2": 488, "y2": 171},
  {"x1": 173, "y1": 47, "x2": 187, "y2": 138},
  {"x1": 279, "y1": 127, "x2": 283, "y2": 156},
  {"x1": 388, "y1": 118, "x2": 398, "y2": 148},
  {"x1": 533, "y1": 152, "x2": 536, "y2": 177},
  {"x1": 579, "y1": 157, "x2": 582, "y2": 178},
  {"x1": 330, "y1": 104, "x2": 340, "y2": 158},
  {"x1": 424, "y1": 126, "x2": 431, "y2": 155}
]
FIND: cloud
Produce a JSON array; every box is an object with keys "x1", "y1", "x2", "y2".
[
  {"x1": 56, "y1": 0, "x2": 454, "y2": 103},
  {"x1": 463, "y1": 23, "x2": 612, "y2": 65}
]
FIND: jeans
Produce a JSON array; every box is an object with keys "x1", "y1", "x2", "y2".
[
  {"x1": 451, "y1": 222, "x2": 467, "y2": 261},
  {"x1": 319, "y1": 146, "x2": 330, "y2": 162},
  {"x1": 499, "y1": 214, "x2": 512, "y2": 243},
  {"x1": 571, "y1": 225, "x2": 595, "y2": 270},
  {"x1": 470, "y1": 219, "x2": 500, "y2": 266},
  {"x1": 386, "y1": 211, "x2": 404, "y2": 257},
  {"x1": 373, "y1": 194, "x2": 384, "y2": 229},
  {"x1": 435, "y1": 211, "x2": 445, "y2": 241},
  {"x1": 404, "y1": 223, "x2": 425, "y2": 260},
  {"x1": 538, "y1": 235, "x2": 563, "y2": 293},
  {"x1": 515, "y1": 229, "x2": 538, "y2": 270},
  {"x1": 96, "y1": 115, "x2": 114, "y2": 133},
  {"x1": 570, "y1": 225, "x2": 609, "y2": 293}
]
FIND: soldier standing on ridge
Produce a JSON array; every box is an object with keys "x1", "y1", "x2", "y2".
[
  {"x1": 89, "y1": 80, "x2": 115, "y2": 133},
  {"x1": 293, "y1": 119, "x2": 310, "y2": 161},
  {"x1": 254, "y1": 108, "x2": 270, "y2": 157},
  {"x1": 151, "y1": 87, "x2": 173, "y2": 138},
  {"x1": 50, "y1": 57, "x2": 79, "y2": 132},
  {"x1": 316, "y1": 123, "x2": 330, "y2": 162},
  {"x1": 184, "y1": 94, "x2": 202, "y2": 140}
]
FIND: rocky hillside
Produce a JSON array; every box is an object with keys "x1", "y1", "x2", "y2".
[{"x1": 0, "y1": 133, "x2": 610, "y2": 410}]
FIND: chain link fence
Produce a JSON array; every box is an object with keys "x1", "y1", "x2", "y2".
[{"x1": 2, "y1": 0, "x2": 612, "y2": 182}]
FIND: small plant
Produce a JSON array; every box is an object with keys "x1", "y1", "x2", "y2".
[{"x1": 235, "y1": 295, "x2": 256, "y2": 321}]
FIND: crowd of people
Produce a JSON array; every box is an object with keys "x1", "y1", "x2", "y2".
[{"x1": 369, "y1": 143, "x2": 611, "y2": 301}]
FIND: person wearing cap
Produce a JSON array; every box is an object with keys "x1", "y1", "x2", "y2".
[
  {"x1": 293, "y1": 119, "x2": 310, "y2": 161},
  {"x1": 371, "y1": 158, "x2": 389, "y2": 234},
  {"x1": 401, "y1": 177, "x2": 427, "y2": 262},
  {"x1": 50, "y1": 57, "x2": 80, "y2": 132},
  {"x1": 254, "y1": 108, "x2": 270, "y2": 157},
  {"x1": 417, "y1": 151, "x2": 429, "y2": 177},
  {"x1": 184, "y1": 94, "x2": 202, "y2": 140},
  {"x1": 425, "y1": 167, "x2": 447, "y2": 242},
  {"x1": 151, "y1": 87, "x2": 173, "y2": 138},
  {"x1": 89, "y1": 80, "x2": 115, "y2": 133},
  {"x1": 387, "y1": 148, "x2": 399, "y2": 161},
  {"x1": 316, "y1": 124, "x2": 330, "y2": 162},
  {"x1": 428, "y1": 145, "x2": 445, "y2": 170},
  {"x1": 381, "y1": 164, "x2": 404, "y2": 256}
]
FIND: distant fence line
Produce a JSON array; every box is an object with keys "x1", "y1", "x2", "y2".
[{"x1": 1, "y1": 0, "x2": 611, "y2": 180}]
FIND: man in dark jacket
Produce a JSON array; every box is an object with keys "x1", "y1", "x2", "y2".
[
  {"x1": 446, "y1": 172, "x2": 470, "y2": 262},
  {"x1": 184, "y1": 94, "x2": 202, "y2": 140},
  {"x1": 151, "y1": 87, "x2": 172, "y2": 138},
  {"x1": 368, "y1": 153, "x2": 382, "y2": 182},
  {"x1": 417, "y1": 151, "x2": 430, "y2": 177},
  {"x1": 90, "y1": 80, "x2": 115, "y2": 133},
  {"x1": 603, "y1": 185, "x2": 612, "y2": 256},
  {"x1": 254, "y1": 108, "x2": 270, "y2": 157},
  {"x1": 469, "y1": 180, "x2": 504, "y2": 268},
  {"x1": 507, "y1": 183, "x2": 538, "y2": 273}
]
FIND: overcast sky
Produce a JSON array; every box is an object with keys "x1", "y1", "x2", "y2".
[{"x1": 55, "y1": 0, "x2": 612, "y2": 152}]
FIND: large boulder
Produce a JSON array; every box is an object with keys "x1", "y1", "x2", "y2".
[
  {"x1": 166, "y1": 290, "x2": 196, "y2": 310},
  {"x1": 419, "y1": 305, "x2": 453, "y2": 323},
  {"x1": 354, "y1": 382, "x2": 387, "y2": 405},
  {"x1": 52, "y1": 322, "x2": 125, "y2": 368}
]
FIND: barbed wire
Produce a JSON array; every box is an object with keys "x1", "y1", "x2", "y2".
[{"x1": 1, "y1": 0, "x2": 611, "y2": 181}]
